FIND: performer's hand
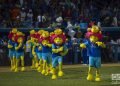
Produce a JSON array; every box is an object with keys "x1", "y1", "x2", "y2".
[
  {"x1": 32, "y1": 51, "x2": 36, "y2": 55},
  {"x1": 102, "y1": 43, "x2": 106, "y2": 48},
  {"x1": 46, "y1": 44, "x2": 52, "y2": 47},
  {"x1": 60, "y1": 49, "x2": 68, "y2": 56},
  {"x1": 8, "y1": 45, "x2": 13, "y2": 48},
  {"x1": 96, "y1": 42, "x2": 106, "y2": 48},
  {"x1": 80, "y1": 43, "x2": 86, "y2": 48},
  {"x1": 38, "y1": 46, "x2": 42, "y2": 50},
  {"x1": 58, "y1": 47, "x2": 63, "y2": 52},
  {"x1": 52, "y1": 49, "x2": 58, "y2": 53},
  {"x1": 96, "y1": 42, "x2": 102, "y2": 46},
  {"x1": 15, "y1": 47, "x2": 18, "y2": 50}
]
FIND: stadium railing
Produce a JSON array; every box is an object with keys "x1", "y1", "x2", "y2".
[{"x1": 0, "y1": 27, "x2": 120, "y2": 32}]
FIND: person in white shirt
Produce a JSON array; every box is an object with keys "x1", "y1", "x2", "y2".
[
  {"x1": 112, "y1": 14, "x2": 118, "y2": 27},
  {"x1": 37, "y1": 14, "x2": 46, "y2": 27},
  {"x1": 20, "y1": 8, "x2": 26, "y2": 22},
  {"x1": 27, "y1": 9, "x2": 33, "y2": 22},
  {"x1": 56, "y1": 16, "x2": 63, "y2": 28}
]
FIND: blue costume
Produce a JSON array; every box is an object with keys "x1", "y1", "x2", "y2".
[
  {"x1": 35, "y1": 44, "x2": 42, "y2": 60},
  {"x1": 84, "y1": 40, "x2": 101, "y2": 68},
  {"x1": 42, "y1": 45, "x2": 51, "y2": 63},
  {"x1": 52, "y1": 44, "x2": 63, "y2": 68},
  {"x1": 15, "y1": 43, "x2": 24, "y2": 58},
  {"x1": 8, "y1": 40, "x2": 16, "y2": 58}
]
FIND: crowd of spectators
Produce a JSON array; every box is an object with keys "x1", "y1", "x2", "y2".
[{"x1": 0, "y1": 0, "x2": 120, "y2": 28}]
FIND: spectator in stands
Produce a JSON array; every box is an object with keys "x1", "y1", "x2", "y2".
[
  {"x1": 112, "y1": 14, "x2": 118, "y2": 27},
  {"x1": 56, "y1": 13, "x2": 63, "y2": 28},
  {"x1": 26, "y1": 9, "x2": 33, "y2": 27},
  {"x1": 37, "y1": 13, "x2": 46, "y2": 28},
  {"x1": 10, "y1": 5, "x2": 20, "y2": 27},
  {"x1": 0, "y1": 0, "x2": 120, "y2": 28},
  {"x1": 110, "y1": 39, "x2": 118, "y2": 62},
  {"x1": 102, "y1": 15, "x2": 113, "y2": 27},
  {"x1": 20, "y1": 8, "x2": 26, "y2": 26},
  {"x1": 116, "y1": 38, "x2": 120, "y2": 62}
]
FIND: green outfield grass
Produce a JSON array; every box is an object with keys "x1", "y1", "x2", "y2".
[{"x1": 0, "y1": 64, "x2": 120, "y2": 86}]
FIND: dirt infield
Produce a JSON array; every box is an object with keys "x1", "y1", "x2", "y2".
[{"x1": 0, "y1": 63, "x2": 120, "y2": 72}]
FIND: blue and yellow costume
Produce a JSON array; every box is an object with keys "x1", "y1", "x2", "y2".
[
  {"x1": 51, "y1": 29, "x2": 68, "y2": 80},
  {"x1": 8, "y1": 28, "x2": 17, "y2": 71},
  {"x1": 40, "y1": 31, "x2": 52, "y2": 75},
  {"x1": 80, "y1": 26, "x2": 106, "y2": 81},
  {"x1": 35, "y1": 43, "x2": 42, "y2": 72},
  {"x1": 8, "y1": 39, "x2": 16, "y2": 71},
  {"x1": 29, "y1": 30, "x2": 39, "y2": 69},
  {"x1": 35, "y1": 30, "x2": 44, "y2": 72},
  {"x1": 14, "y1": 31, "x2": 25, "y2": 72}
]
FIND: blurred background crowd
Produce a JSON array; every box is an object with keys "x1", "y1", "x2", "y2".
[{"x1": 0, "y1": 0, "x2": 120, "y2": 28}]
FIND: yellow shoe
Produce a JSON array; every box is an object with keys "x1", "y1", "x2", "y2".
[
  {"x1": 41, "y1": 70, "x2": 46, "y2": 75},
  {"x1": 14, "y1": 68, "x2": 19, "y2": 72},
  {"x1": 10, "y1": 67, "x2": 14, "y2": 71},
  {"x1": 58, "y1": 71, "x2": 64, "y2": 77},
  {"x1": 31, "y1": 65, "x2": 35, "y2": 69},
  {"x1": 95, "y1": 76, "x2": 101, "y2": 81},
  {"x1": 38, "y1": 67, "x2": 42, "y2": 72},
  {"x1": 21, "y1": 67, "x2": 25, "y2": 72},
  {"x1": 95, "y1": 74, "x2": 101, "y2": 82},
  {"x1": 49, "y1": 70, "x2": 53, "y2": 74},
  {"x1": 87, "y1": 74, "x2": 94, "y2": 81},
  {"x1": 52, "y1": 75, "x2": 57, "y2": 80},
  {"x1": 35, "y1": 63, "x2": 39, "y2": 68},
  {"x1": 45, "y1": 72, "x2": 49, "y2": 76},
  {"x1": 37, "y1": 67, "x2": 41, "y2": 72}
]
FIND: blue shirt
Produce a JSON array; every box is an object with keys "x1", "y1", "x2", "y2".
[
  {"x1": 15, "y1": 43, "x2": 24, "y2": 52},
  {"x1": 52, "y1": 44, "x2": 68, "y2": 57},
  {"x1": 84, "y1": 40, "x2": 101, "y2": 57},
  {"x1": 42, "y1": 44, "x2": 51, "y2": 53},
  {"x1": 8, "y1": 40, "x2": 15, "y2": 51},
  {"x1": 52, "y1": 44, "x2": 61, "y2": 57},
  {"x1": 35, "y1": 44, "x2": 42, "y2": 53}
]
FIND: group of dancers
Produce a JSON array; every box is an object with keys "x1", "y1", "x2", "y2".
[
  {"x1": 8, "y1": 25, "x2": 106, "y2": 81},
  {"x1": 8, "y1": 28, "x2": 68, "y2": 80}
]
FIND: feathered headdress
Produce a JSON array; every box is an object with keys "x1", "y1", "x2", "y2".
[{"x1": 85, "y1": 26, "x2": 103, "y2": 40}]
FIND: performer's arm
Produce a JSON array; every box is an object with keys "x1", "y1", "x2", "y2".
[{"x1": 15, "y1": 43, "x2": 22, "y2": 50}]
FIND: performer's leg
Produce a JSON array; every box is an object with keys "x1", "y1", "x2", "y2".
[
  {"x1": 51, "y1": 57, "x2": 57, "y2": 79},
  {"x1": 87, "y1": 66, "x2": 94, "y2": 81},
  {"x1": 13, "y1": 56, "x2": 16, "y2": 69},
  {"x1": 58, "y1": 57, "x2": 64, "y2": 77},
  {"x1": 95, "y1": 68, "x2": 101, "y2": 81},
  {"x1": 14, "y1": 58, "x2": 19, "y2": 72},
  {"x1": 45, "y1": 63, "x2": 49, "y2": 76},
  {"x1": 37, "y1": 59, "x2": 43, "y2": 72},
  {"x1": 31, "y1": 58, "x2": 35, "y2": 69},
  {"x1": 51, "y1": 67, "x2": 57, "y2": 80},
  {"x1": 87, "y1": 56, "x2": 94, "y2": 81},
  {"x1": 37, "y1": 54, "x2": 43, "y2": 72},
  {"x1": 10, "y1": 57, "x2": 14, "y2": 71},
  {"x1": 41, "y1": 60, "x2": 47, "y2": 75},
  {"x1": 20, "y1": 56, "x2": 25, "y2": 71},
  {"x1": 95, "y1": 57, "x2": 101, "y2": 81},
  {"x1": 34, "y1": 55, "x2": 38, "y2": 68}
]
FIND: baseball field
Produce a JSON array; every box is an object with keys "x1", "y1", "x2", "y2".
[{"x1": 0, "y1": 64, "x2": 120, "y2": 86}]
